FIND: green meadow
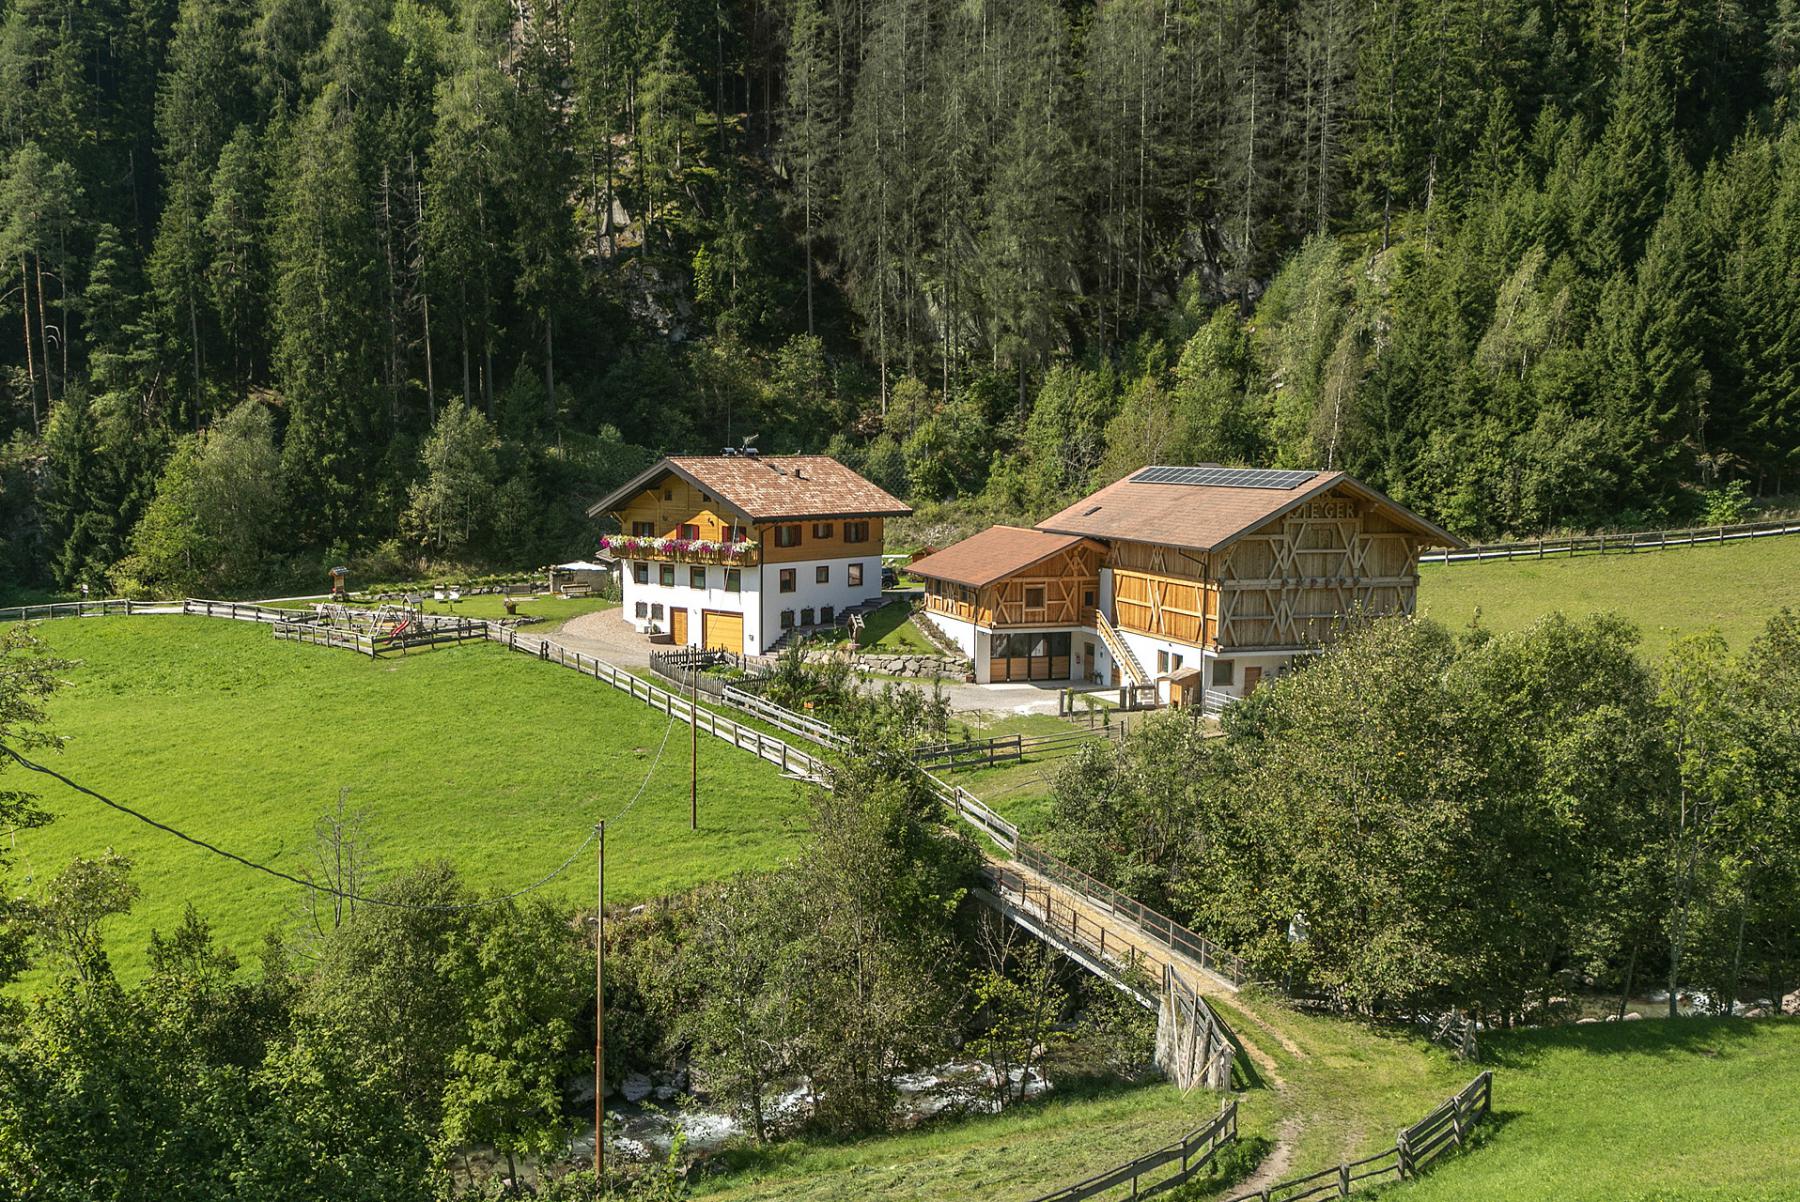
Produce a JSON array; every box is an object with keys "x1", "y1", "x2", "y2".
[
  {"x1": 1416, "y1": 535, "x2": 1800, "y2": 656},
  {"x1": 1388, "y1": 1018, "x2": 1800, "y2": 1202},
  {"x1": 6, "y1": 615, "x2": 810, "y2": 982}
]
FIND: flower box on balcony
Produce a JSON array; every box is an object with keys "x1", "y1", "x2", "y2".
[{"x1": 600, "y1": 534, "x2": 759, "y2": 564}]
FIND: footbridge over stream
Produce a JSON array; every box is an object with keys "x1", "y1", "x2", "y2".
[{"x1": 933, "y1": 777, "x2": 1247, "y2": 1092}]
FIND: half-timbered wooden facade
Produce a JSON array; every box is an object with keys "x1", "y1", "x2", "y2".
[
  {"x1": 911, "y1": 527, "x2": 1104, "y2": 682},
  {"x1": 912, "y1": 467, "x2": 1459, "y2": 704}
]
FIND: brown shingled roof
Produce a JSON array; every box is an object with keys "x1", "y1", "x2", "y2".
[
  {"x1": 587, "y1": 455, "x2": 911, "y2": 522},
  {"x1": 1035, "y1": 469, "x2": 1460, "y2": 551},
  {"x1": 907, "y1": 526, "x2": 1093, "y2": 588}
]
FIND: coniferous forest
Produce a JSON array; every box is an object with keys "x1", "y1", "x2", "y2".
[{"x1": 1, "y1": 0, "x2": 1799, "y2": 592}]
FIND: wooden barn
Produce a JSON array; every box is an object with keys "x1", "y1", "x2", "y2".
[{"x1": 911, "y1": 467, "x2": 1461, "y2": 705}]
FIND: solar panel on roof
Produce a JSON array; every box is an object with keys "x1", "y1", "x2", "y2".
[{"x1": 1130, "y1": 465, "x2": 1316, "y2": 490}]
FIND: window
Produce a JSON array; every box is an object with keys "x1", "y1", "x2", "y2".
[
  {"x1": 779, "y1": 568, "x2": 796, "y2": 593},
  {"x1": 820, "y1": 605, "x2": 834, "y2": 624},
  {"x1": 813, "y1": 522, "x2": 834, "y2": 539},
  {"x1": 1024, "y1": 585, "x2": 1046, "y2": 609},
  {"x1": 776, "y1": 525, "x2": 802, "y2": 548},
  {"x1": 1170, "y1": 653, "x2": 1184, "y2": 672},
  {"x1": 848, "y1": 563, "x2": 863, "y2": 587},
  {"x1": 844, "y1": 521, "x2": 870, "y2": 543},
  {"x1": 1157, "y1": 650, "x2": 1169, "y2": 673},
  {"x1": 724, "y1": 568, "x2": 741, "y2": 593},
  {"x1": 632, "y1": 521, "x2": 655, "y2": 537},
  {"x1": 690, "y1": 566, "x2": 706, "y2": 589},
  {"x1": 651, "y1": 603, "x2": 664, "y2": 620},
  {"x1": 993, "y1": 632, "x2": 1072, "y2": 659},
  {"x1": 681, "y1": 523, "x2": 699, "y2": 540},
  {"x1": 1083, "y1": 589, "x2": 1096, "y2": 608},
  {"x1": 816, "y1": 565, "x2": 830, "y2": 584},
  {"x1": 663, "y1": 488, "x2": 673, "y2": 500},
  {"x1": 780, "y1": 609, "x2": 795, "y2": 629},
  {"x1": 659, "y1": 564, "x2": 675, "y2": 587},
  {"x1": 1212, "y1": 659, "x2": 1235, "y2": 686},
  {"x1": 701, "y1": 492, "x2": 711, "y2": 503},
  {"x1": 634, "y1": 601, "x2": 647, "y2": 618},
  {"x1": 800, "y1": 607, "x2": 814, "y2": 626},
  {"x1": 633, "y1": 562, "x2": 649, "y2": 584}
]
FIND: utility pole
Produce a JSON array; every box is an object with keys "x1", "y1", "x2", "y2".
[
  {"x1": 690, "y1": 665, "x2": 699, "y2": 830},
  {"x1": 604, "y1": 816, "x2": 612, "y2": 1180}
]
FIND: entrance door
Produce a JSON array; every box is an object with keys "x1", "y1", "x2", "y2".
[
  {"x1": 703, "y1": 610, "x2": 743, "y2": 654},
  {"x1": 1242, "y1": 665, "x2": 1262, "y2": 696},
  {"x1": 669, "y1": 607, "x2": 688, "y2": 645}
]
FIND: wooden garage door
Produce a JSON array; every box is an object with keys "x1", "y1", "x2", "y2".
[{"x1": 703, "y1": 610, "x2": 743, "y2": 653}]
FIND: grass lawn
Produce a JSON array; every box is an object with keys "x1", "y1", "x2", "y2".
[
  {"x1": 1391, "y1": 1018, "x2": 1800, "y2": 1202},
  {"x1": 858, "y1": 602, "x2": 938, "y2": 654},
  {"x1": 6, "y1": 615, "x2": 809, "y2": 983},
  {"x1": 944, "y1": 712, "x2": 1132, "y2": 839},
  {"x1": 1416, "y1": 535, "x2": 1800, "y2": 657}
]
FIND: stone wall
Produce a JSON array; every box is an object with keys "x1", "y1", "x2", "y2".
[{"x1": 804, "y1": 649, "x2": 970, "y2": 678}]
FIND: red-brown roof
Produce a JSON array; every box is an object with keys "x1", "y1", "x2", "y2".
[
  {"x1": 907, "y1": 526, "x2": 1094, "y2": 588},
  {"x1": 1035, "y1": 469, "x2": 1460, "y2": 551},
  {"x1": 588, "y1": 455, "x2": 911, "y2": 522}
]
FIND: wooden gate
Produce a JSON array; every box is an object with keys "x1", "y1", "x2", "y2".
[{"x1": 703, "y1": 610, "x2": 743, "y2": 654}]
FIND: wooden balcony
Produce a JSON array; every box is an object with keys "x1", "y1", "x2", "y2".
[{"x1": 600, "y1": 535, "x2": 760, "y2": 566}]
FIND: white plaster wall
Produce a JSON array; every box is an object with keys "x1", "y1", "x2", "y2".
[
  {"x1": 621, "y1": 561, "x2": 758, "y2": 650},
  {"x1": 759, "y1": 555, "x2": 885, "y2": 640},
  {"x1": 1204, "y1": 649, "x2": 1303, "y2": 699},
  {"x1": 918, "y1": 611, "x2": 979, "y2": 660}
]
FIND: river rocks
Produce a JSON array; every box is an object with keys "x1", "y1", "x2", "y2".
[
  {"x1": 620, "y1": 1073, "x2": 653, "y2": 1103},
  {"x1": 1785, "y1": 991, "x2": 1800, "y2": 1016}
]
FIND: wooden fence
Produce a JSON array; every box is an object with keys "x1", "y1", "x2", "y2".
[
  {"x1": 1423, "y1": 517, "x2": 1800, "y2": 565},
  {"x1": 1, "y1": 598, "x2": 141, "y2": 622},
  {"x1": 183, "y1": 598, "x2": 317, "y2": 623},
  {"x1": 1218, "y1": 1072, "x2": 1492, "y2": 1202},
  {"x1": 1023, "y1": 1100, "x2": 1239, "y2": 1202},
  {"x1": 909, "y1": 728, "x2": 1112, "y2": 771},
  {"x1": 485, "y1": 628, "x2": 831, "y2": 782}
]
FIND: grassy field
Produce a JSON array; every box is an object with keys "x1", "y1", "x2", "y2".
[
  {"x1": 690, "y1": 1078, "x2": 1240, "y2": 1202},
  {"x1": 5, "y1": 614, "x2": 810, "y2": 982},
  {"x1": 689, "y1": 991, "x2": 1478, "y2": 1202},
  {"x1": 1416, "y1": 535, "x2": 1800, "y2": 656},
  {"x1": 1392, "y1": 1018, "x2": 1800, "y2": 1202}
]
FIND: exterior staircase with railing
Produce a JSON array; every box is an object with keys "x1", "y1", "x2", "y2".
[{"x1": 1094, "y1": 609, "x2": 1151, "y2": 687}]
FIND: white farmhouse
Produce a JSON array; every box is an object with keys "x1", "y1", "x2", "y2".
[{"x1": 587, "y1": 453, "x2": 909, "y2": 656}]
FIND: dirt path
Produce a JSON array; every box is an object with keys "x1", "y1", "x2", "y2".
[{"x1": 1236, "y1": 1108, "x2": 1303, "y2": 1196}]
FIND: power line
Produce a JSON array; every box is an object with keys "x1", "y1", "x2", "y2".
[{"x1": 0, "y1": 713, "x2": 680, "y2": 913}]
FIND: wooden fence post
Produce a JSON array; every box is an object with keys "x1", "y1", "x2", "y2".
[{"x1": 1337, "y1": 1164, "x2": 1350, "y2": 1196}]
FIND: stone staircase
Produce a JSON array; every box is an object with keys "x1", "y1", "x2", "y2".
[{"x1": 909, "y1": 606, "x2": 968, "y2": 660}]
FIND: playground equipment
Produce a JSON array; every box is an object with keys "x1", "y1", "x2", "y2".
[{"x1": 327, "y1": 566, "x2": 349, "y2": 600}]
